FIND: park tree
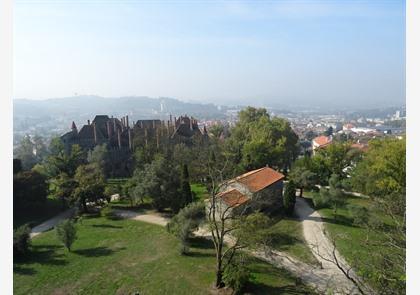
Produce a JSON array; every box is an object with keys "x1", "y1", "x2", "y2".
[
  {"x1": 203, "y1": 152, "x2": 275, "y2": 288},
  {"x1": 225, "y1": 107, "x2": 299, "y2": 173},
  {"x1": 289, "y1": 166, "x2": 317, "y2": 197},
  {"x1": 349, "y1": 137, "x2": 405, "y2": 292},
  {"x1": 50, "y1": 172, "x2": 77, "y2": 209},
  {"x1": 44, "y1": 140, "x2": 86, "y2": 178},
  {"x1": 13, "y1": 170, "x2": 48, "y2": 209},
  {"x1": 324, "y1": 126, "x2": 334, "y2": 136},
  {"x1": 311, "y1": 142, "x2": 361, "y2": 184},
  {"x1": 130, "y1": 154, "x2": 184, "y2": 212},
  {"x1": 56, "y1": 220, "x2": 77, "y2": 252},
  {"x1": 283, "y1": 180, "x2": 297, "y2": 215},
  {"x1": 181, "y1": 164, "x2": 193, "y2": 205},
  {"x1": 208, "y1": 124, "x2": 225, "y2": 138},
  {"x1": 73, "y1": 163, "x2": 106, "y2": 212},
  {"x1": 87, "y1": 144, "x2": 110, "y2": 178}
]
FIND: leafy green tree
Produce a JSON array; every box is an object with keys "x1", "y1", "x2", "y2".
[
  {"x1": 56, "y1": 219, "x2": 77, "y2": 251},
  {"x1": 222, "y1": 255, "x2": 251, "y2": 294},
  {"x1": 13, "y1": 170, "x2": 48, "y2": 209},
  {"x1": 283, "y1": 181, "x2": 297, "y2": 216},
  {"x1": 73, "y1": 164, "x2": 106, "y2": 212},
  {"x1": 289, "y1": 167, "x2": 317, "y2": 197},
  {"x1": 130, "y1": 155, "x2": 183, "y2": 212},
  {"x1": 324, "y1": 126, "x2": 333, "y2": 136},
  {"x1": 50, "y1": 172, "x2": 77, "y2": 209},
  {"x1": 349, "y1": 137, "x2": 405, "y2": 292},
  {"x1": 87, "y1": 144, "x2": 110, "y2": 178},
  {"x1": 323, "y1": 174, "x2": 347, "y2": 220},
  {"x1": 181, "y1": 164, "x2": 193, "y2": 205},
  {"x1": 226, "y1": 107, "x2": 299, "y2": 172},
  {"x1": 44, "y1": 141, "x2": 86, "y2": 178},
  {"x1": 208, "y1": 124, "x2": 225, "y2": 138}
]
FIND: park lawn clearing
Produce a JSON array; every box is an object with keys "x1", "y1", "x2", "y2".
[
  {"x1": 269, "y1": 217, "x2": 318, "y2": 266},
  {"x1": 14, "y1": 214, "x2": 316, "y2": 295}
]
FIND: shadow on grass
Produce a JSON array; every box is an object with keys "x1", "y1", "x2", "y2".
[
  {"x1": 90, "y1": 224, "x2": 123, "y2": 229},
  {"x1": 14, "y1": 244, "x2": 68, "y2": 267},
  {"x1": 185, "y1": 251, "x2": 215, "y2": 258},
  {"x1": 73, "y1": 246, "x2": 125, "y2": 257},
  {"x1": 189, "y1": 236, "x2": 214, "y2": 250},
  {"x1": 245, "y1": 282, "x2": 311, "y2": 295},
  {"x1": 13, "y1": 265, "x2": 36, "y2": 276}
]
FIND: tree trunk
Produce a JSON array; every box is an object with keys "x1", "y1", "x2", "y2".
[
  {"x1": 300, "y1": 187, "x2": 303, "y2": 197},
  {"x1": 82, "y1": 197, "x2": 88, "y2": 213}
]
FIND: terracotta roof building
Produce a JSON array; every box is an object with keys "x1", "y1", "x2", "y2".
[
  {"x1": 312, "y1": 135, "x2": 332, "y2": 154},
  {"x1": 215, "y1": 167, "x2": 285, "y2": 216}
]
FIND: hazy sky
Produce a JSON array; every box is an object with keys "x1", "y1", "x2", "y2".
[{"x1": 14, "y1": 0, "x2": 405, "y2": 108}]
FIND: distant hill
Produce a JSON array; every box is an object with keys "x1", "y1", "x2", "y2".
[{"x1": 13, "y1": 96, "x2": 227, "y2": 120}]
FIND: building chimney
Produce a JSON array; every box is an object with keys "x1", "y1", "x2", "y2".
[
  {"x1": 128, "y1": 128, "x2": 132, "y2": 150},
  {"x1": 113, "y1": 118, "x2": 117, "y2": 133},
  {"x1": 126, "y1": 115, "x2": 129, "y2": 128},
  {"x1": 170, "y1": 114, "x2": 172, "y2": 125},
  {"x1": 107, "y1": 121, "x2": 112, "y2": 139},
  {"x1": 93, "y1": 122, "x2": 97, "y2": 144},
  {"x1": 71, "y1": 121, "x2": 77, "y2": 133},
  {"x1": 190, "y1": 118, "x2": 193, "y2": 130},
  {"x1": 87, "y1": 119, "x2": 90, "y2": 125},
  {"x1": 117, "y1": 129, "x2": 121, "y2": 149}
]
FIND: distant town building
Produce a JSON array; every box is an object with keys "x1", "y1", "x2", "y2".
[{"x1": 312, "y1": 135, "x2": 333, "y2": 154}]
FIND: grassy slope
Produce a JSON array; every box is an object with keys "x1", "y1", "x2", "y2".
[
  {"x1": 14, "y1": 214, "x2": 316, "y2": 295},
  {"x1": 191, "y1": 183, "x2": 209, "y2": 202},
  {"x1": 14, "y1": 197, "x2": 63, "y2": 229},
  {"x1": 269, "y1": 217, "x2": 318, "y2": 265}
]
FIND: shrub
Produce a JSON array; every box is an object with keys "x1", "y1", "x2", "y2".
[
  {"x1": 14, "y1": 225, "x2": 31, "y2": 257},
  {"x1": 312, "y1": 190, "x2": 331, "y2": 209},
  {"x1": 347, "y1": 204, "x2": 369, "y2": 226},
  {"x1": 56, "y1": 219, "x2": 77, "y2": 251},
  {"x1": 222, "y1": 256, "x2": 251, "y2": 294}
]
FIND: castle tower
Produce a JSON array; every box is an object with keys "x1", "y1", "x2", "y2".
[{"x1": 71, "y1": 121, "x2": 77, "y2": 134}]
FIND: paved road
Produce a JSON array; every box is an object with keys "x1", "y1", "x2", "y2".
[{"x1": 30, "y1": 208, "x2": 75, "y2": 238}]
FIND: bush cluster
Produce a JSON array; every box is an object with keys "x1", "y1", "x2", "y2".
[{"x1": 14, "y1": 225, "x2": 31, "y2": 257}]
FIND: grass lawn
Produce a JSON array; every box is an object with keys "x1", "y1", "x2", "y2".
[
  {"x1": 191, "y1": 183, "x2": 209, "y2": 202},
  {"x1": 14, "y1": 197, "x2": 63, "y2": 229},
  {"x1": 309, "y1": 194, "x2": 400, "y2": 291},
  {"x1": 14, "y1": 214, "x2": 316, "y2": 295},
  {"x1": 269, "y1": 217, "x2": 318, "y2": 266}
]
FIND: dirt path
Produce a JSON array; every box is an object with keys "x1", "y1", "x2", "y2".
[
  {"x1": 294, "y1": 196, "x2": 370, "y2": 294},
  {"x1": 112, "y1": 209, "x2": 169, "y2": 226},
  {"x1": 30, "y1": 208, "x2": 75, "y2": 238}
]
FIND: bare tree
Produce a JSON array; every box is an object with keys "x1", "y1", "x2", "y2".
[{"x1": 203, "y1": 152, "x2": 272, "y2": 288}]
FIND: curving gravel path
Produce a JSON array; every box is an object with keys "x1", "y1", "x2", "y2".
[{"x1": 30, "y1": 208, "x2": 75, "y2": 238}]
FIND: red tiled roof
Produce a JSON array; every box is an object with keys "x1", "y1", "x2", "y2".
[
  {"x1": 218, "y1": 189, "x2": 249, "y2": 207},
  {"x1": 233, "y1": 167, "x2": 285, "y2": 193},
  {"x1": 313, "y1": 135, "x2": 332, "y2": 147}
]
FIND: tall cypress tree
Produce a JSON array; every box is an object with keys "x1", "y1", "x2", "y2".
[{"x1": 182, "y1": 164, "x2": 193, "y2": 205}]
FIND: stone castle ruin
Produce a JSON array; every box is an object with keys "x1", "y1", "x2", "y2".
[{"x1": 61, "y1": 114, "x2": 208, "y2": 176}]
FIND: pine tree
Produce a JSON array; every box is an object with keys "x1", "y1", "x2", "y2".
[
  {"x1": 182, "y1": 164, "x2": 193, "y2": 205},
  {"x1": 283, "y1": 180, "x2": 297, "y2": 216}
]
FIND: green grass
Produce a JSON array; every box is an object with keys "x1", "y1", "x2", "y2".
[
  {"x1": 269, "y1": 217, "x2": 318, "y2": 266},
  {"x1": 14, "y1": 197, "x2": 63, "y2": 229},
  {"x1": 191, "y1": 183, "x2": 209, "y2": 202},
  {"x1": 14, "y1": 214, "x2": 316, "y2": 295}
]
